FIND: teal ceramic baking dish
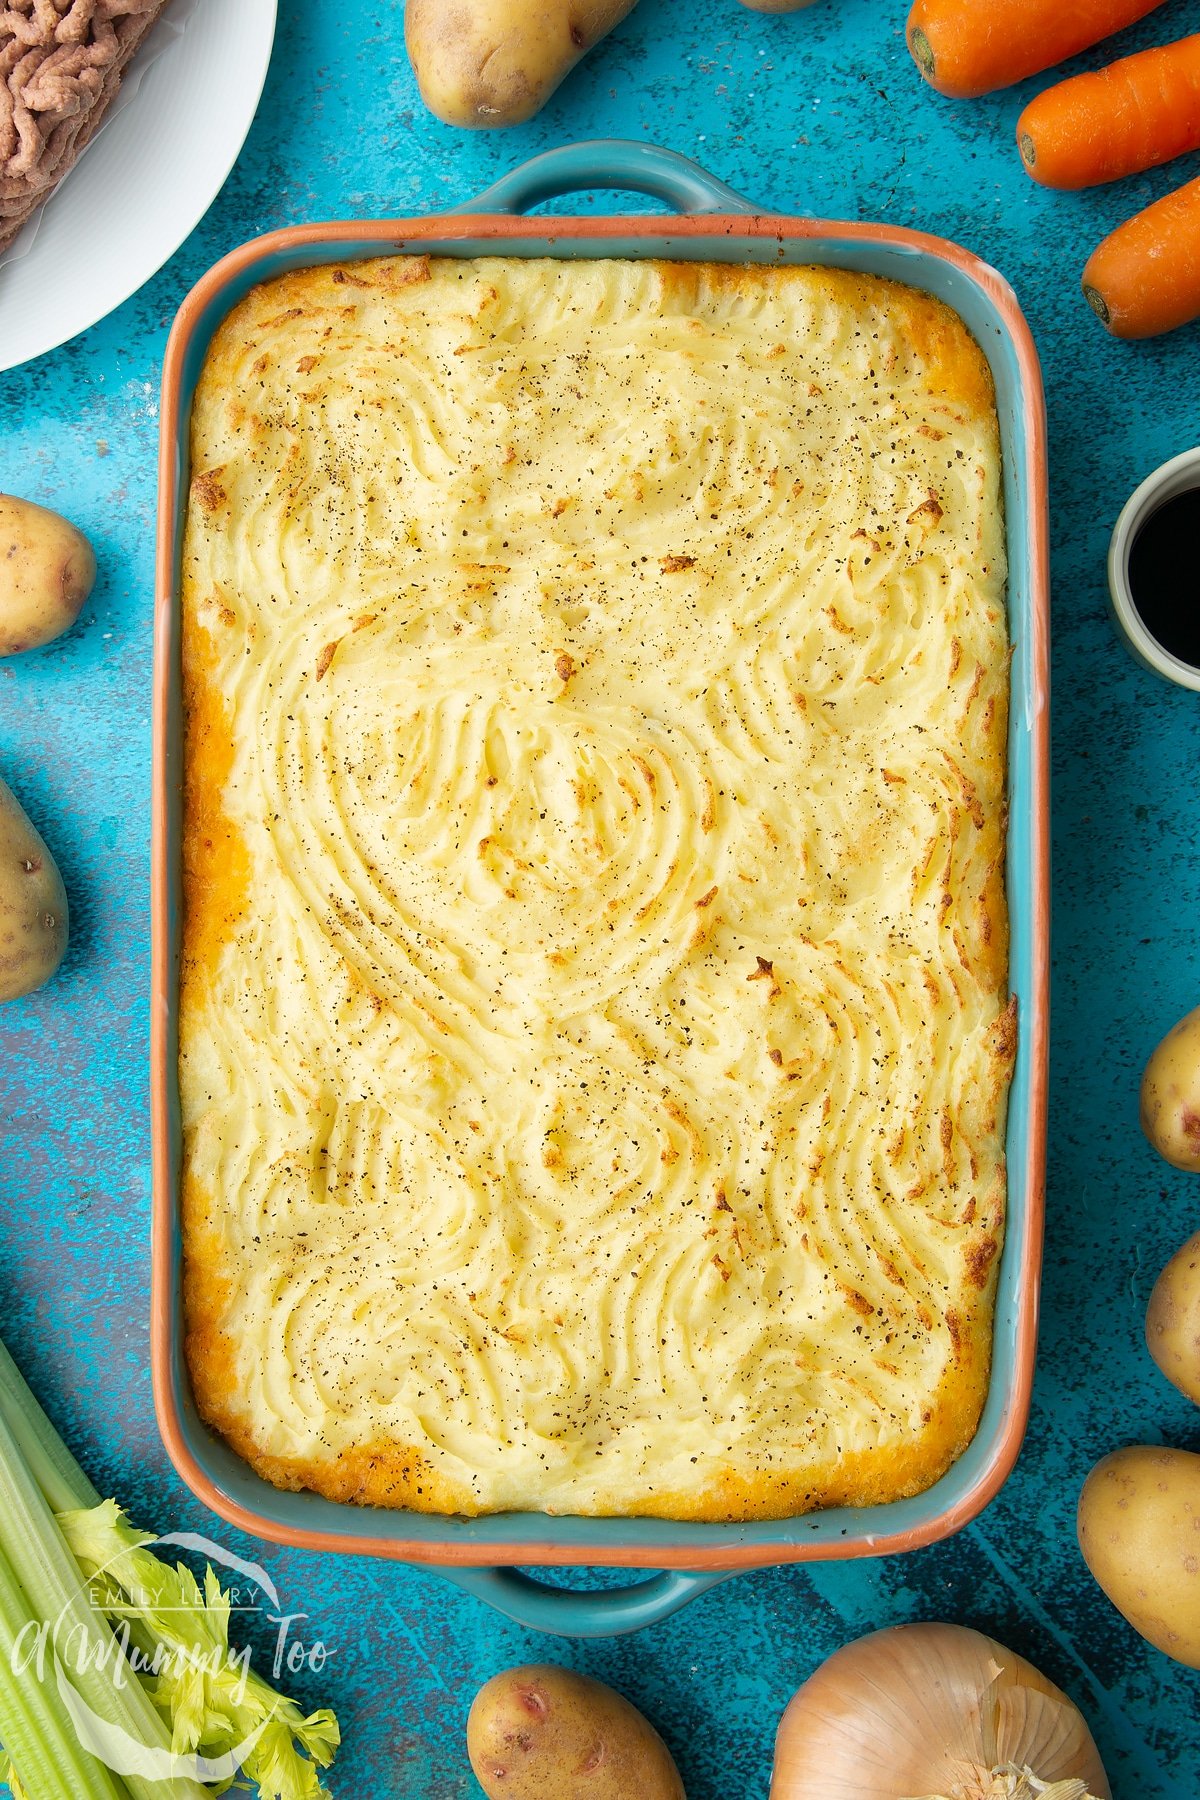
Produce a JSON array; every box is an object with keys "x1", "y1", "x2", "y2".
[{"x1": 152, "y1": 140, "x2": 1050, "y2": 1638}]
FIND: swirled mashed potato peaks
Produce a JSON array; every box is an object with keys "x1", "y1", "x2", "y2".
[{"x1": 180, "y1": 255, "x2": 1014, "y2": 1520}]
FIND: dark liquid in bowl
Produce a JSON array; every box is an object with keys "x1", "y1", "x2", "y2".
[{"x1": 1128, "y1": 487, "x2": 1200, "y2": 670}]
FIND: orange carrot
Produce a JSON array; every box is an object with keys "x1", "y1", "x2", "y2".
[
  {"x1": 1083, "y1": 175, "x2": 1200, "y2": 337},
  {"x1": 1018, "y1": 35, "x2": 1200, "y2": 187},
  {"x1": 907, "y1": 0, "x2": 1164, "y2": 99}
]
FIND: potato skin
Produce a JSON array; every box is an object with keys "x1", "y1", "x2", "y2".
[
  {"x1": 1147, "y1": 1230, "x2": 1200, "y2": 1404},
  {"x1": 1078, "y1": 1446, "x2": 1200, "y2": 1668},
  {"x1": 467, "y1": 1664, "x2": 685, "y2": 1800},
  {"x1": 405, "y1": 0, "x2": 640, "y2": 128},
  {"x1": 0, "y1": 777, "x2": 69, "y2": 1002},
  {"x1": 1140, "y1": 1005, "x2": 1200, "y2": 1171},
  {"x1": 0, "y1": 494, "x2": 95, "y2": 657}
]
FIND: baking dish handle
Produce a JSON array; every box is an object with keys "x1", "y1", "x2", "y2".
[
  {"x1": 435, "y1": 1565, "x2": 735, "y2": 1637},
  {"x1": 454, "y1": 140, "x2": 758, "y2": 218}
]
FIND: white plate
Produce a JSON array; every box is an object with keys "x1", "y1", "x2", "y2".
[{"x1": 0, "y1": 0, "x2": 278, "y2": 374}]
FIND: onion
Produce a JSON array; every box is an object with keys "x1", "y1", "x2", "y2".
[{"x1": 769, "y1": 1623, "x2": 1111, "y2": 1800}]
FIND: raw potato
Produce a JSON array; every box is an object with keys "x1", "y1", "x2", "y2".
[
  {"x1": 1078, "y1": 1445, "x2": 1200, "y2": 1668},
  {"x1": 1140, "y1": 1004, "x2": 1200, "y2": 1171},
  {"x1": 0, "y1": 494, "x2": 95, "y2": 656},
  {"x1": 467, "y1": 1664, "x2": 686, "y2": 1800},
  {"x1": 405, "y1": 0, "x2": 640, "y2": 128},
  {"x1": 1147, "y1": 1229, "x2": 1200, "y2": 1404},
  {"x1": 0, "y1": 777, "x2": 68, "y2": 1002}
]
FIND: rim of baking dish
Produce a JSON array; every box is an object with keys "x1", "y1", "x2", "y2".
[{"x1": 152, "y1": 195, "x2": 1050, "y2": 1571}]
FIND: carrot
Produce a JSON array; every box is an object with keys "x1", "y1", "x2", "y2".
[
  {"x1": 1018, "y1": 35, "x2": 1200, "y2": 187},
  {"x1": 1083, "y1": 174, "x2": 1200, "y2": 337},
  {"x1": 907, "y1": 0, "x2": 1164, "y2": 99}
]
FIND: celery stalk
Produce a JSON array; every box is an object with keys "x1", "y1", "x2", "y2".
[
  {"x1": 0, "y1": 1341, "x2": 341, "y2": 1800},
  {"x1": 0, "y1": 1336, "x2": 97, "y2": 1515},
  {"x1": 61, "y1": 1506, "x2": 339, "y2": 1800},
  {"x1": 0, "y1": 1404, "x2": 209, "y2": 1800},
  {"x1": 0, "y1": 1533, "x2": 129, "y2": 1800}
]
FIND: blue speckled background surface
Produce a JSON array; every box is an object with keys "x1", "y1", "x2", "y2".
[{"x1": 2, "y1": 1, "x2": 1200, "y2": 1794}]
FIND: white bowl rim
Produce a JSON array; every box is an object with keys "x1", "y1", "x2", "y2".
[{"x1": 1108, "y1": 446, "x2": 1200, "y2": 693}]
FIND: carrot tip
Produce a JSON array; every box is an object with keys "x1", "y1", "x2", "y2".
[
  {"x1": 1083, "y1": 283, "x2": 1112, "y2": 328},
  {"x1": 908, "y1": 26, "x2": 936, "y2": 82},
  {"x1": 1018, "y1": 131, "x2": 1036, "y2": 171}
]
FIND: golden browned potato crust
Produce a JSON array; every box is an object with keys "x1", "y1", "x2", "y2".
[{"x1": 181, "y1": 255, "x2": 1013, "y2": 1521}]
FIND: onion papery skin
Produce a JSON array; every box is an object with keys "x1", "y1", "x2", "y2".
[{"x1": 768, "y1": 1623, "x2": 1111, "y2": 1800}]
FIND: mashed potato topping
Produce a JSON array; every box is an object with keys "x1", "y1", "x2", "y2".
[{"x1": 180, "y1": 255, "x2": 1014, "y2": 1519}]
